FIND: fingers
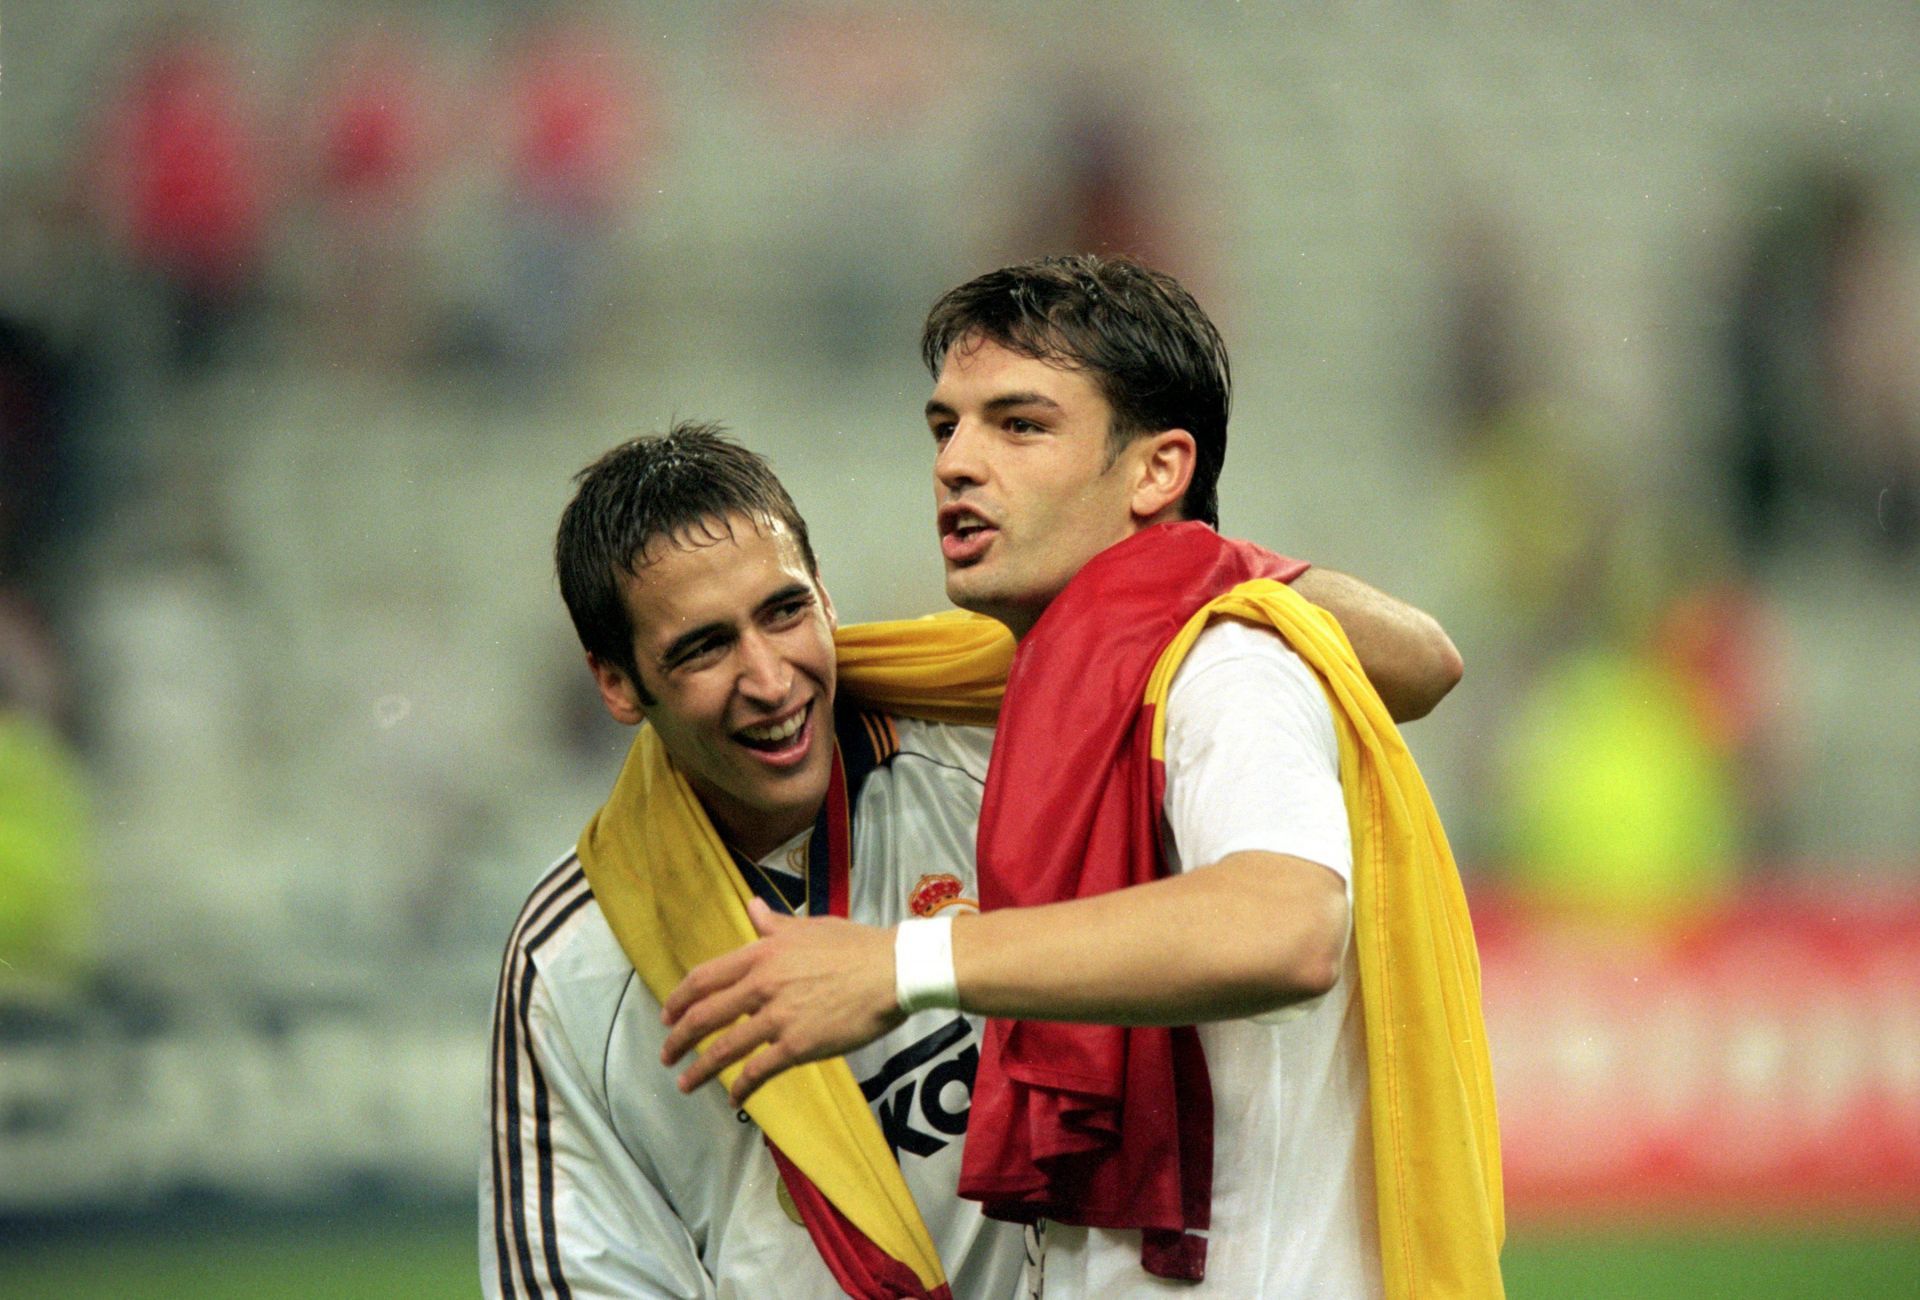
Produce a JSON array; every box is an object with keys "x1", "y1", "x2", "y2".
[
  {"x1": 675, "y1": 1008, "x2": 774, "y2": 1095},
  {"x1": 662, "y1": 944, "x2": 754, "y2": 1028},
  {"x1": 674, "y1": 1005, "x2": 818, "y2": 1105},
  {"x1": 659, "y1": 914, "x2": 882, "y2": 1103},
  {"x1": 747, "y1": 896, "x2": 791, "y2": 937},
  {"x1": 727, "y1": 1040, "x2": 794, "y2": 1108},
  {"x1": 677, "y1": 1018, "x2": 794, "y2": 1108},
  {"x1": 661, "y1": 975, "x2": 760, "y2": 1067},
  {"x1": 663, "y1": 905, "x2": 792, "y2": 1025}
]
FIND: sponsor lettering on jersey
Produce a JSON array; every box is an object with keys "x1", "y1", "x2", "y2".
[{"x1": 858, "y1": 1016, "x2": 977, "y2": 1162}]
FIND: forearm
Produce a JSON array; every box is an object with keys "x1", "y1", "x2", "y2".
[
  {"x1": 948, "y1": 852, "x2": 1347, "y2": 1025},
  {"x1": 1291, "y1": 566, "x2": 1463, "y2": 721},
  {"x1": 661, "y1": 856, "x2": 1348, "y2": 1104}
]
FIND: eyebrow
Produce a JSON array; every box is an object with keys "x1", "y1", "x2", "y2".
[
  {"x1": 659, "y1": 619, "x2": 732, "y2": 667},
  {"x1": 757, "y1": 582, "x2": 815, "y2": 616},
  {"x1": 657, "y1": 583, "x2": 815, "y2": 667},
  {"x1": 924, "y1": 391, "x2": 1065, "y2": 422}
]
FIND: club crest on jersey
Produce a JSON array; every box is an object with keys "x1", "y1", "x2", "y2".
[{"x1": 908, "y1": 873, "x2": 977, "y2": 917}]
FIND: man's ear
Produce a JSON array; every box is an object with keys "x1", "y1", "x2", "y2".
[
  {"x1": 587, "y1": 652, "x2": 647, "y2": 726},
  {"x1": 1130, "y1": 428, "x2": 1197, "y2": 523},
  {"x1": 818, "y1": 579, "x2": 838, "y2": 633}
]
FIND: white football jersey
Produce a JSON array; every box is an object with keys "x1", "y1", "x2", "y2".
[
  {"x1": 1030, "y1": 621, "x2": 1382, "y2": 1300},
  {"x1": 483, "y1": 709, "x2": 1027, "y2": 1299}
]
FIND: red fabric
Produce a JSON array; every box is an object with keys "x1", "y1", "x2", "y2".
[
  {"x1": 765, "y1": 1142, "x2": 953, "y2": 1300},
  {"x1": 754, "y1": 757, "x2": 950, "y2": 1298},
  {"x1": 956, "y1": 522, "x2": 1307, "y2": 1280},
  {"x1": 826, "y1": 752, "x2": 852, "y2": 919}
]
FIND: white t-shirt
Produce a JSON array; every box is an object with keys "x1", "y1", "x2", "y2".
[
  {"x1": 1031, "y1": 620, "x2": 1382, "y2": 1300},
  {"x1": 483, "y1": 713, "x2": 1027, "y2": 1300}
]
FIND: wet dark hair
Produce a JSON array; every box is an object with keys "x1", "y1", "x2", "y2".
[
  {"x1": 555, "y1": 420, "x2": 815, "y2": 691},
  {"x1": 921, "y1": 253, "x2": 1230, "y2": 528}
]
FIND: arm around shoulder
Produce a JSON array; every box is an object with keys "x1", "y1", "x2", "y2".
[{"x1": 1291, "y1": 566, "x2": 1463, "y2": 721}]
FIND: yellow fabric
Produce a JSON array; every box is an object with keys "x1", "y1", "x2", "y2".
[
  {"x1": 582, "y1": 595, "x2": 1500, "y2": 1296},
  {"x1": 834, "y1": 610, "x2": 1011, "y2": 724},
  {"x1": 1148, "y1": 580, "x2": 1506, "y2": 1300},
  {"x1": 575, "y1": 611, "x2": 1007, "y2": 1294}
]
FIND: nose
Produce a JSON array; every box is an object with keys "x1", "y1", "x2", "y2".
[
  {"x1": 935, "y1": 418, "x2": 985, "y2": 494},
  {"x1": 735, "y1": 628, "x2": 792, "y2": 706}
]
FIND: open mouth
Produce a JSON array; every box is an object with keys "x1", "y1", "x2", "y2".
[
  {"x1": 735, "y1": 701, "x2": 813, "y2": 755},
  {"x1": 939, "y1": 503, "x2": 998, "y2": 562}
]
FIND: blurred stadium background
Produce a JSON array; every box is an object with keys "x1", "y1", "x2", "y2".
[{"x1": 3, "y1": 1, "x2": 1918, "y2": 1295}]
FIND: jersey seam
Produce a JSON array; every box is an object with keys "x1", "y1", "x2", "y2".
[
  {"x1": 601, "y1": 971, "x2": 638, "y2": 1107},
  {"x1": 887, "y1": 747, "x2": 987, "y2": 789}
]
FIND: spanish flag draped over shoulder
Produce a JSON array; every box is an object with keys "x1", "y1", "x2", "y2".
[
  {"x1": 575, "y1": 611, "x2": 1007, "y2": 1300},
  {"x1": 944, "y1": 522, "x2": 1504, "y2": 1298},
  {"x1": 576, "y1": 548, "x2": 1501, "y2": 1297},
  {"x1": 1167, "y1": 571, "x2": 1506, "y2": 1300}
]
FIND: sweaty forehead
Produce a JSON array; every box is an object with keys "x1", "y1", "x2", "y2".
[
  {"x1": 631, "y1": 511, "x2": 785, "y2": 570},
  {"x1": 625, "y1": 514, "x2": 810, "y2": 620}
]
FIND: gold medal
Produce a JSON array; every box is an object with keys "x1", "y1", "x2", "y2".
[{"x1": 776, "y1": 1176, "x2": 804, "y2": 1225}]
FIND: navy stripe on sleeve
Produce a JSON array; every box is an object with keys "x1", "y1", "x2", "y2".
[{"x1": 490, "y1": 856, "x2": 591, "y2": 1299}]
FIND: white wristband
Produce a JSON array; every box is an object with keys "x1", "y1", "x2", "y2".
[{"x1": 894, "y1": 916, "x2": 959, "y2": 1014}]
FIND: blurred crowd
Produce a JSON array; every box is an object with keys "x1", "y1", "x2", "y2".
[
  {"x1": 3, "y1": 4, "x2": 666, "y2": 1001},
  {"x1": 0, "y1": 2, "x2": 1223, "y2": 1003},
  {"x1": 10, "y1": 7, "x2": 662, "y2": 381},
  {"x1": 1425, "y1": 160, "x2": 1920, "y2": 925},
  {"x1": 1, "y1": 0, "x2": 1917, "y2": 1214}
]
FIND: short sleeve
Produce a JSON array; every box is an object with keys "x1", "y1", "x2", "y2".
[{"x1": 1160, "y1": 619, "x2": 1352, "y2": 888}]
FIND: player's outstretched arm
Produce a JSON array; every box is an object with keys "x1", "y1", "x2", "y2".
[
  {"x1": 661, "y1": 854, "x2": 1346, "y2": 1107},
  {"x1": 1291, "y1": 567, "x2": 1462, "y2": 721}
]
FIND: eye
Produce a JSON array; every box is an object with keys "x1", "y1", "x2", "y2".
[
  {"x1": 929, "y1": 420, "x2": 955, "y2": 445},
  {"x1": 668, "y1": 634, "x2": 729, "y2": 672},
  {"x1": 1006, "y1": 416, "x2": 1042, "y2": 434},
  {"x1": 765, "y1": 593, "x2": 815, "y2": 627}
]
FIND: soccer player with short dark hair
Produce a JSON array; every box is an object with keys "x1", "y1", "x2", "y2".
[{"x1": 663, "y1": 256, "x2": 1502, "y2": 1299}]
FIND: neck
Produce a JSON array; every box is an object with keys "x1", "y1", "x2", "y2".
[
  {"x1": 696, "y1": 787, "x2": 823, "y2": 862},
  {"x1": 717, "y1": 813, "x2": 816, "y2": 863},
  {"x1": 1003, "y1": 519, "x2": 1180, "y2": 641}
]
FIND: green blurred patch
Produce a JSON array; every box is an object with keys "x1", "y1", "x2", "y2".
[
  {"x1": 0, "y1": 1207, "x2": 475, "y2": 1300},
  {"x1": 3, "y1": 1215, "x2": 1918, "y2": 1298},
  {"x1": 1503, "y1": 1228, "x2": 1920, "y2": 1300}
]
